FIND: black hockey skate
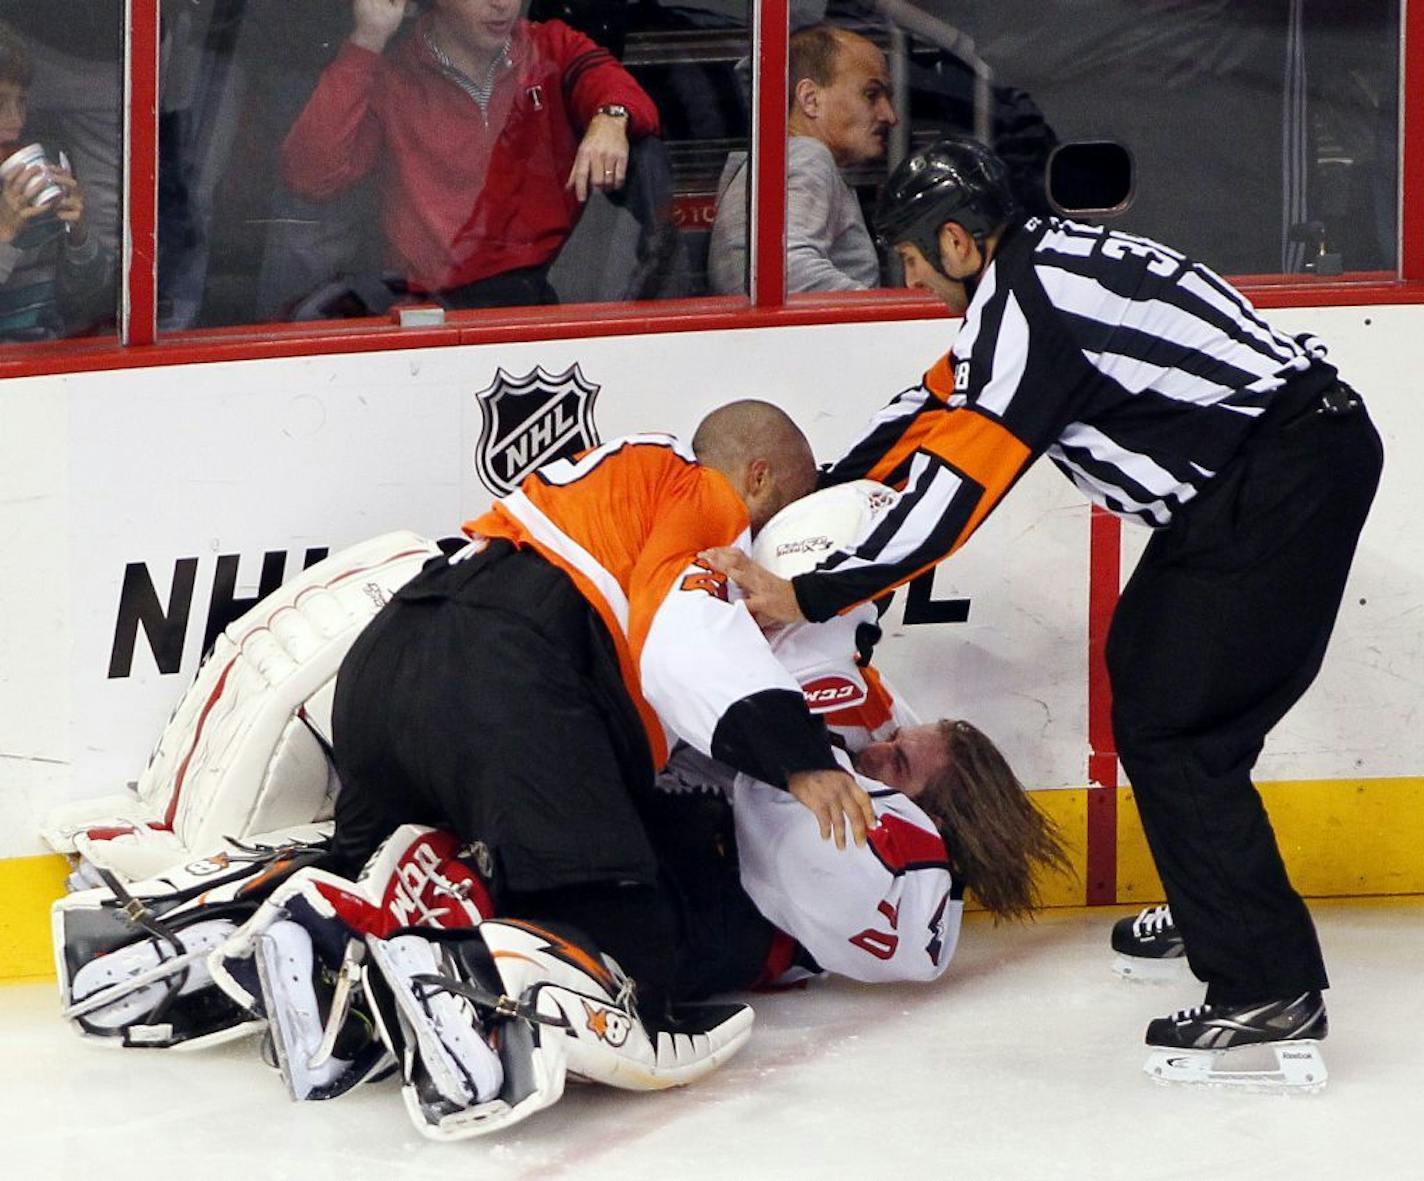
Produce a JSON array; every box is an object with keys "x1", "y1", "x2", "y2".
[
  {"x1": 1142, "y1": 991, "x2": 1328, "y2": 1092},
  {"x1": 1110, "y1": 904, "x2": 1190, "y2": 983}
]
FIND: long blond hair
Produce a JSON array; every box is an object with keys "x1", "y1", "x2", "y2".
[{"x1": 918, "y1": 719, "x2": 1072, "y2": 922}]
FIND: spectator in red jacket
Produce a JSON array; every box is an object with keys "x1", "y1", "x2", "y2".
[{"x1": 281, "y1": 0, "x2": 660, "y2": 309}]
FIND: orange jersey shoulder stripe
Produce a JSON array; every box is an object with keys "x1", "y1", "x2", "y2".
[
  {"x1": 865, "y1": 399, "x2": 1030, "y2": 546},
  {"x1": 463, "y1": 437, "x2": 750, "y2": 766}
]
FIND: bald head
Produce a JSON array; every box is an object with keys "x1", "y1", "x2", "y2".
[{"x1": 692, "y1": 400, "x2": 817, "y2": 533}]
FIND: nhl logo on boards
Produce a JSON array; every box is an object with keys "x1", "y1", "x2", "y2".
[{"x1": 474, "y1": 364, "x2": 600, "y2": 496}]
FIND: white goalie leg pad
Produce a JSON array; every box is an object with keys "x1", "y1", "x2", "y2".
[
  {"x1": 210, "y1": 881, "x2": 393, "y2": 1100},
  {"x1": 209, "y1": 824, "x2": 491, "y2": 1012},
  {"x1": 64, "y1": 917, "x2": 252, "y2": 1049},
  {"x1": 367, "y1": 935, "x2": 505, "y2": 1104},
  {"x1": 209, "y1": 826, "x2": 492, "y2": 1100},
  {"x1": 40, "y1": 531, "x2": 444, "y2": 884},
  {"x1": 481, "y1": 919, "x2": 755, "y2": 1091},
  {"x1": 1143, "y1": 1040, "x2": 1327, "y2": 1093},
  {"x1": 363, "y1": 929, "x2": 567, "y2": 1141}
]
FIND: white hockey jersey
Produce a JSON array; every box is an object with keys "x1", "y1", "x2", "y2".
[{"x1": 731, "y1": 748, "x2": 961, "y2": 984}]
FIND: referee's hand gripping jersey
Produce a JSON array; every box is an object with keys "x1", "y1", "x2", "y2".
[{"x1": 706, "y1": 138, "x2": 1382, "y2": 1086}]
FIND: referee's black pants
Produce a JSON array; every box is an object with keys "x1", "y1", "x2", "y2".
[{"x1": 1106, "y1": 378, "x2": 1383, "y2": 1005}]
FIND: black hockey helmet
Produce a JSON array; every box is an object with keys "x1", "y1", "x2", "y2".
[{"x1": 874, "y1": 136, "x2": 1019, "y2": 275}]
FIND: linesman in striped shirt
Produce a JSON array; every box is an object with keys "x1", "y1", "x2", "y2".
[{"x1": 703, "y1": 137, "x2": 1383, "y2": 1076}]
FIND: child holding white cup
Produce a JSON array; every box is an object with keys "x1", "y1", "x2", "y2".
[{"x1": 0, "y1": 18, "x2": 107, "y2": 341}]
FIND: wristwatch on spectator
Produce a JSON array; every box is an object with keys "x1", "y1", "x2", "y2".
[{"x1": 596, "y1": 104, "x2": 630, "y2": 120}]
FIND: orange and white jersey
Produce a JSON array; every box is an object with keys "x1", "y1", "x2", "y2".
[
  {"x1": 732, "y1": 748, "x2": 961, "y2": 984},
  {"x1": 465, "y1": 434, "x2": 829, "y2": 776}
]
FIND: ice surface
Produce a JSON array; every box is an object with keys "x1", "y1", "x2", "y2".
[{"x1": 2, "y1": 900, "x2": 1420, "y2": 1180}]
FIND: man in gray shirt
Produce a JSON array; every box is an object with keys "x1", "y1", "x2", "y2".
[{"x1": 709, "y1": 25, "x2": 895, "y2": 294}]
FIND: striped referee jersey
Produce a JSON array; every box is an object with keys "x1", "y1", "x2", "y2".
[{"x1": 795, "y1": 215, "x2": 1338, "y2": 622}]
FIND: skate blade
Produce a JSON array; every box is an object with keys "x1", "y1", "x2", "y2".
[
  {"x1": 365, "y1": 936, "x2": 501, "y2": 1106},
  {"x1": 1112, "y1": 954, "x2": 1192, "y2": 985},
  {"x1": 1142, "y1": 1040, "x2": 1327, "y2": 1093},
  {"x1": 254, "y1": 928, "x2": 349, "y2": 1100}
]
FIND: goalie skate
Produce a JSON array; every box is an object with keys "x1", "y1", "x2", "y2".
[
  {"x1": 363, "y1": 929, "x2": 564, "y2": 1141},
  {"x1": 64, "y1": 917, "x2": 252, "y2": 1049},
  {"x1": 1111, "y1": 904, "x2": 1191, "y2": 984},
  {"x1": 253, "y1": 920, "x2": 389, "y2": 1100},
  {"x1": 1142, "y1": 991, "x2": 1328, "y2": 1093}
]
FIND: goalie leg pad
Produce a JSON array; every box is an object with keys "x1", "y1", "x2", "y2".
[
  {"x1": 366, "y1": 934, "x2": 504, "y2": 1105},
  {"x1": 480, "y1": 919, "x2": 755, "y2": 1091},
  {"x1": 220, "y1": 896, "x2": 391, "y2": 1100},
  {"x1": 55, "y1": 833, "x2": 331, "y2": 1050},
  {"x1": 209, "y1": 824, "x2": 489, "y2": 1015},
  {"x1": 209, "y1": 825, "x2": 492, "y2": 1101},
  {"x1": 363, "y1": 929, "x2": 567, "y2": 1141}
]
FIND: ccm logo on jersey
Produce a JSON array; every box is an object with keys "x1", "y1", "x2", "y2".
[
  {"x1": 801, "y1": 675, "x2": 866, "y2": 712},
  {"x1": 582, "y1": 1000, "x2": 632, "y2": 1047}
]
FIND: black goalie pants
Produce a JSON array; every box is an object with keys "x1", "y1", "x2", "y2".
[
  {"x1": 330, "y1": 539, "x2": 681, "y2": 1013},
  {"x1": 1106, "y1": 379, "x2": 1383, "y2": 1005}
]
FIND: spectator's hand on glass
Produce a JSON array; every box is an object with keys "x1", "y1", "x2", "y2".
[
  {"x1": 566, "y1": 113, "x2": 629, "y2": 203},
  {"x1": 350, "y1": 0, "x2": 407, "y2": 54},
  {"x1": 50, "y1": 166, "x2": 87, "y2": 247},
  {"x1": 0, "y1": 163, "x2": 50, "y2": 246}
]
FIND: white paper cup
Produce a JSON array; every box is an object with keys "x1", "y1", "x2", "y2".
[{"x1": 0, "y1": 142, "x2": 63, "y2": 208}]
